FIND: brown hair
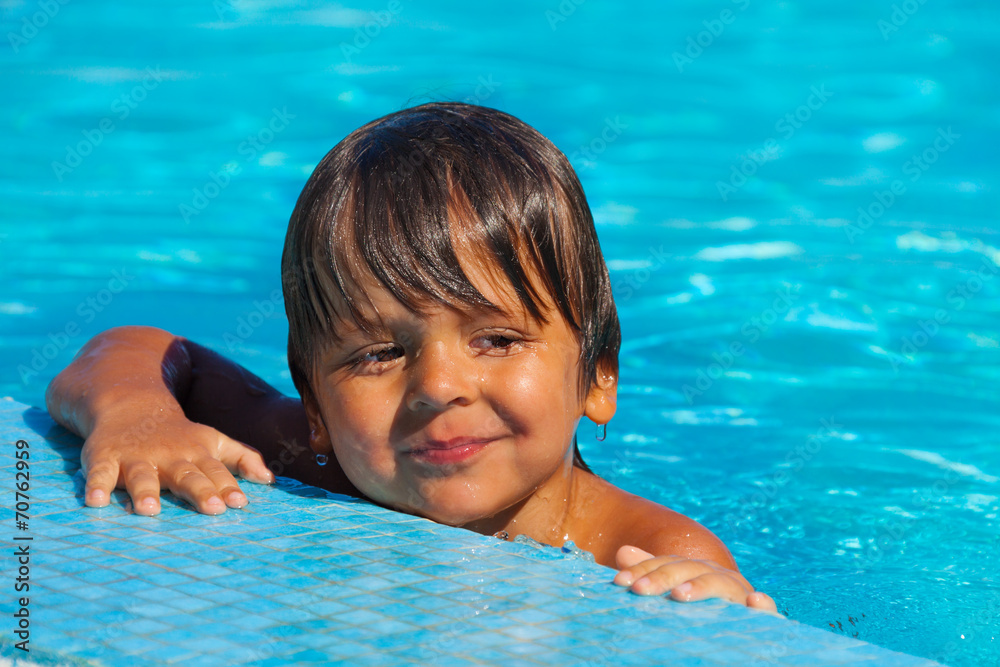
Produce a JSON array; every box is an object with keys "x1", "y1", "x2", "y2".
[{"x1": 281, "y1": 102, "x2": 620, "y2": 469}]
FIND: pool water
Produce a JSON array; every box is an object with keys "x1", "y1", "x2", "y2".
[{"x1": 2, "y1": 1, "x2": 997, "y2": 665}]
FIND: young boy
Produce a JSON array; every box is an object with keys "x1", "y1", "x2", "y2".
[{"x1": 46, "y1": 102, "x2": 776, "y2": 611}]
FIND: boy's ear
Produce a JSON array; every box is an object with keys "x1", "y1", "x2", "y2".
[
  {"x1": 300, "y1": 386, "x2": 334, "y2": 456},
  {"x1": 584, "y1": 365, "x2": 618, "y2": 425}
]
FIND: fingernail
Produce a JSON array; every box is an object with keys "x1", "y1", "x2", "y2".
[
  {"x1": 613, "y1": 572, "x2": 633, "y2": 586},
  {"x1": 87, "y1": 490, "x2": 107, "y2": 506},
  {"x1": 631, "y1": 576, "x2": 655, "y2": 595},
  {"x1": 672, "y1": 582, "x2": 693, "y2": 597},
  {"x1": 226, "y1": 491, "x2": 247, "y2": 508},
  {"x1": 204, "y1": 496, "x2": 226, "y2": 514},
  {"x1": 136, "y1": 497, "x2": 157, "y2": 514}
]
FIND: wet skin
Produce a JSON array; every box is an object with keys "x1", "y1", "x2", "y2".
[{"x1": 303, "y1": 259, "x2": 617, "y2": 544}]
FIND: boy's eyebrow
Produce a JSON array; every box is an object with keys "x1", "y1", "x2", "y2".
[
  {"x1": 331, "y1": 316, "x2": 391, "y2": 340},
  {"x1": 459, "y1": 301, "x2": 543, "y2": 330},
  {"x1": 331, "y1": 300, "x2": 535, "y2": 340}
]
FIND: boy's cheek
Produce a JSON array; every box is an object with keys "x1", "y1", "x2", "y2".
[{"x1": 331, "y1": 438, "x2": 391, "y2": 486}]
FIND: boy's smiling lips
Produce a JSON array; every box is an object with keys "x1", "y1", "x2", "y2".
[{"x1": 405, "y1": 436, "x2": 500, "y2": 465}]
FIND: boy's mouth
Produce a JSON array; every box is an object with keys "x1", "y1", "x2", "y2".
[{"x1": 406, "y1": 437, "x2": 498, "y2": 465}]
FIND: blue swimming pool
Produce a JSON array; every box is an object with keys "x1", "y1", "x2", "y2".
[{"x1": 2, "y1": 1, "x2": 997, "y2": 664}]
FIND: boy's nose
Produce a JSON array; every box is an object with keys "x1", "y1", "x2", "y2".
[{"x1": 404, "y1": 342, "x2": 477, "y2": 411}]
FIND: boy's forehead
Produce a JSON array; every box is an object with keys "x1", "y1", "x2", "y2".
[
  {"x1": 328, "y1": 257, "x2": 545, "y2": 337},
  {"x1": 321, "y1": 189, "x2": 558, "y2": 340}
]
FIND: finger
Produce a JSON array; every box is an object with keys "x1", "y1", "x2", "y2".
[
  {"x1": 218, "y1": 437, "x2": 274, "y2": 484},
  {"x1": 83, "y1": 459, "x2": 120, "y2": 508},
  {"x1": 613, "y1": 554, "x2": 694, "y2": 588},
  {"x1": 160, "y1": 462, "x2": 227, "y2": 515},
  {"x1": 627, "y1": 560, "x2": 720, "y2": 595},
  {"x1": 669, "y1": 571, "x2": 754, "y2": 604},
  {"x1": 121, "y1": 463, "x2": 165, "y2": 516},
  {"x1": 196, "y1": 457, "x2": 249, "y2": 509},
  {"x1": 747, "y1": 592, "x2": 779, "y2": 614},
  {"x1": 615, "y1": 545, "x2": 654, "y2": 570}
]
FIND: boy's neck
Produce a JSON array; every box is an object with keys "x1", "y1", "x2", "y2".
[{"x1": 461, "y1": 458, "x2": 586, "y2": 548}]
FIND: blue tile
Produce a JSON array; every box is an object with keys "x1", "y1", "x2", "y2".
[
  {"x1": 411, "y1": 578, "x2": 467, "y2": 595},
  {"x1": 329, "y1": 608, "x2": 390, "y2": 626},
  {"x1": 306, "y1": 599, "x2": 351, "y2": 616},
  {"x1": 163, "y1": 594, "x2": 215, "y2": 613},
  {"x1": 156, "y1": 645, "x2": 202, "y2": 662},
  {"x1": 233, "y1": 597, "x2": 286, "y2": 614},
  {"x1": 114, "y1": 636, "x2": 167, "y2": 654},
  {"x1": 264, "y1": 607, "x2": 315, "y2": 624}
]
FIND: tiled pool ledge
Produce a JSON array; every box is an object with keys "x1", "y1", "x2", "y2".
[{"x1": 0, "y1": 397, "x2": 940, "y2": 667}]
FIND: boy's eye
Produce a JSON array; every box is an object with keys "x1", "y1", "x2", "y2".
[
  {"x1": 347, "y1": 333, "x2": 523, "y2": 370},
  {"x1": 352, "y1": 344, "x2": 403, "y2": 367},
  {"x1": 475, "y1": 333, "x2": 521, "y2": 350}
]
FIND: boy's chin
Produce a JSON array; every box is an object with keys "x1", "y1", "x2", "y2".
[
  {"x1": 400, "y1": 490, "x2": 530, "y2": 534},
  {"x1": 405, "y1": 504, "x2": 488, "y2": 528},
  {"x1": 367, "y1": 479, "x2": 522, "y2": 529},
  {"x1": 399, "y1": 497, "x2": 509, "y2": 530}
]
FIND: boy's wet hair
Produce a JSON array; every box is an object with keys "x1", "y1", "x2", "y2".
[{"x1": 281, "y1": 102, "x2": 620, "y2": 469}]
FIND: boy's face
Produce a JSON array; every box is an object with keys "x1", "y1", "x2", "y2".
[{"x1": 302, "y1": 255, "x2": 616, "y2": 529}]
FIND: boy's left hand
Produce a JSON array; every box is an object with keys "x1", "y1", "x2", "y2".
[{"x1": 613, "y1": 545, "x2": 777, "y2": 613}]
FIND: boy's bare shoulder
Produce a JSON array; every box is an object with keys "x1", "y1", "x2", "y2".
[{"x1": 575, "y1": 472, "x2": 737, "y2": 570}]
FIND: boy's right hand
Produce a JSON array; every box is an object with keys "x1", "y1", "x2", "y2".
[{"x1": 83, "y1": 412, "x2": 274, "y2": 516}]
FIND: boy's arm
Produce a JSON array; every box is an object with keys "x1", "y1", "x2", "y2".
[
  {"x1": 614, "y1": 544, "x2": 777, "y2": 612},
  {"x1": 46, "y1": 326, "x2": 354, "y2": 515},
  {"x1": 596, "y1": 482, "x2": 777, "y2": 613},
  {"x1": 181, "y1": 339, "x2": 357, "y2": 494}
]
